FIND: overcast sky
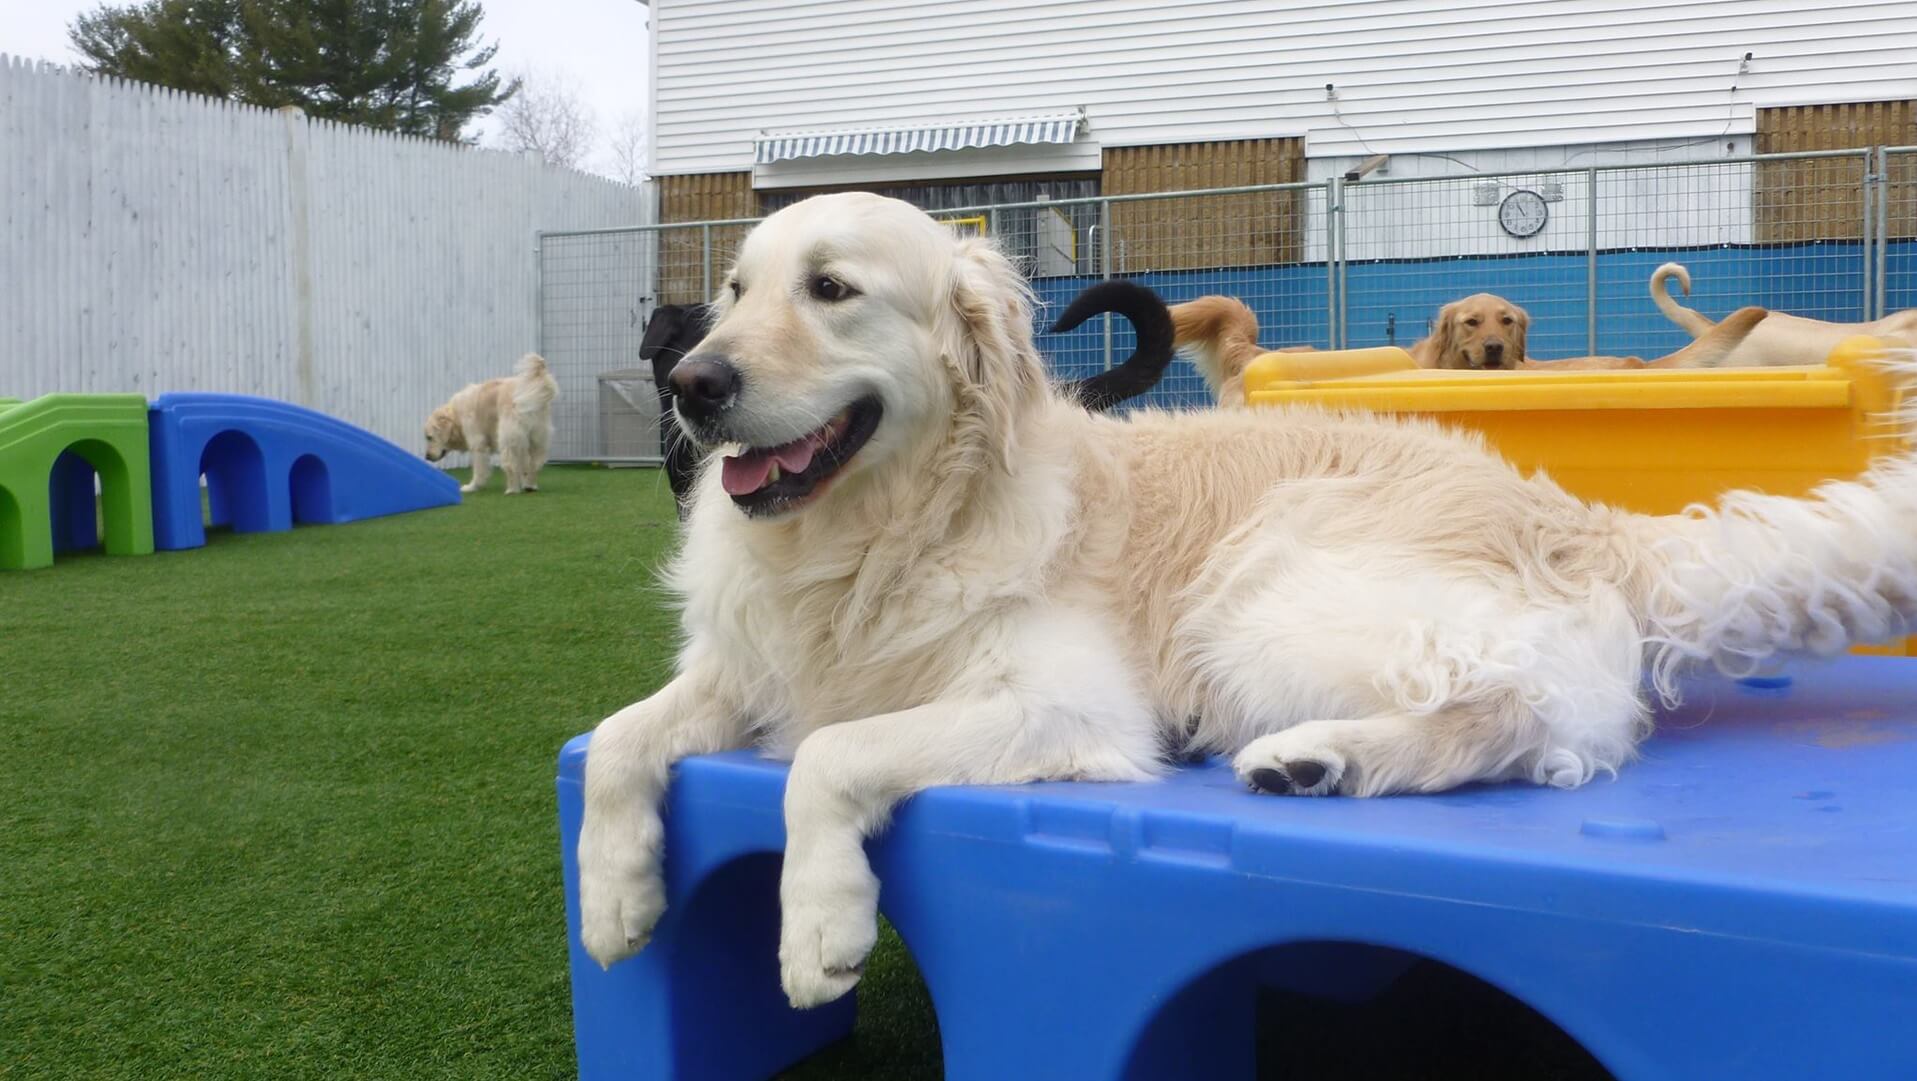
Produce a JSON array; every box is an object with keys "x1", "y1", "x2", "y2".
[{"x1": 0, "y1": 0, "x2": 651, "y2": 174}]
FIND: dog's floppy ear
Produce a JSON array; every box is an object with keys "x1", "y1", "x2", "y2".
[
  {"x1": 1509, "y1": 304, "x2": 1530, "y2": 362},
  {"x1": 943, "y1": 237, "x2": 1047, "y2": 472},
  {"x1": 1429, "y1": 302, "x2": 1460, "y2": 368},
  {"x1": 638, "y1": 305, "x2": 685, "y2": 363}
]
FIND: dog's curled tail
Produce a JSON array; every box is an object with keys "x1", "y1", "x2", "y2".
[
  {"x1": 1637, "y1": 350, "x2": 1917, "y2": 699},
  {"x1": 1649, "y1": 262, "x2": 1717, "y2": 338},
  {"x1": 1049, "y1": 280, "x2": 1175, "y2": 412},
  {"x1": 514, "y1": 352, "x2": 559, "y2": 409}
]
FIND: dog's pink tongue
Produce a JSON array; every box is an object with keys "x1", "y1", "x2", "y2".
[
  {"x1": 772, "y1": 438, "x2": 817, "y2": 475},
  {"x1": 720, "y1": 433, "x2": 826, "y2": 496},
  {"x1": 721, "y1": 452, "x2": 774, "y2": 495}
]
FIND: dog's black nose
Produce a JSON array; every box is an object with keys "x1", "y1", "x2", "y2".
[
  {"x1": 1482, "y1": 342, "x2": 1506, "y2": 368},
  {"x1": 668, "y1": 355, "x2": 740, "y2": 421}
]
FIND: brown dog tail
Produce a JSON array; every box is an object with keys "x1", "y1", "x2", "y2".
[
  {"x1": 1661, "y1": 306, "x2": 1768, "y2": 369},
  {"x1": 1171, "y1": 296, "x2": 1265, "y2": 397},
  {"x1": 1650, "y1": 263, "x2": 1718, "y2": 339}
]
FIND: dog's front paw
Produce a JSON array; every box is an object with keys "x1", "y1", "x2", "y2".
[
  {"x1": 577, "y1": 816, "x2": 666, "y2": 968},
  {"x1": 778, "y1": 860, "x2": 879, "y2": 1008},
  {"x1": 1233, "y1": 727, "x2": 1347, "y2": 796},
  {"x1": 459, "y1": 482, "x2": 479, "y2": 494}
]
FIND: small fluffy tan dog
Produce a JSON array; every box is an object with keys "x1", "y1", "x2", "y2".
[
  {"x1": 423, "y1": 354, "x2": 558, "y2": 494},
  {"x1": 577, "y1": 193, "x2": 1917, "y2": 1010},
  {"x1": 1653, "y1": 263, "x2": 1917, "y2": 367},
  {"x1": 1412, "y1": 294, "x2": 1530, "y2": 369},
  {"x1": 1172, "y1": 296, "x2": 1768, "y2": 386}
]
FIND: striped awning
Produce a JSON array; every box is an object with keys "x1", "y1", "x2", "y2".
[{"x1": 754, "y1": 111, "x2": 1084, "y2": 166}]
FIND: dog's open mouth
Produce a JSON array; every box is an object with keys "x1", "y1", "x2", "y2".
[{"x1": 720, "y1": 396, "x2": 882, "y2": 516}]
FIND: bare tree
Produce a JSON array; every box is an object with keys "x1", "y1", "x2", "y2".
[
  {"x1": 494, "y1": 69, "x2": 595, "y2": 169},
  {"x1": 603, "y1": 110, "x2": 649, "y2": 185}
]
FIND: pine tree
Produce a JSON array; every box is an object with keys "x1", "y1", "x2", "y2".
[{"x1": 69, "y1": 0, "x2": 516, "y2": 140}]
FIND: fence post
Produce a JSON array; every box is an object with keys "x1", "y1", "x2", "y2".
[
  {"x1": 1878, "y1": 147, "x2": 1891, "y2": 322},
  {"x1": 1099, "y1": 198, "x2": 1113, "y2": 370},
  {"x1": 701, "y1": 222, "x2": 713, "y2": 302},
  {"x1": 1586, "y1": 167, "x2": 1599, "y2": 356},
  {"x1": 534, "y1": 234, "x2": 545, "y2": 359},
  {"x1": 1324, "y1": 178, "x2": 1343, "y2": 349},
  {"x1": 279, "y1": 104, "x2": 316, "y2": 407},
  {"x1": 1863, "y1": 150, "x2": 1877, "y2": 321}
]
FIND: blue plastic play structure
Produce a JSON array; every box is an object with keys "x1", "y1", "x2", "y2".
[
  {"x1": 148, "y1": 393, "x2": 459, "y2": 551},
  {"x1": 558, "y1": 657, "x2": 1917, "y2": 1081}
]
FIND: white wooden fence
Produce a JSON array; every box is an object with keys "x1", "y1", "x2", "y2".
[{"x1": 0, "y1": 55, "x2": 655, "y2": 460}]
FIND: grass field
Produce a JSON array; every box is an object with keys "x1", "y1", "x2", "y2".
[
  {"x1": 1, "y1": 467, "x2": 938, "y2": 1081},
  {"x1": 3, "y1": 465, "x2": 1604, "y2": 1080}
]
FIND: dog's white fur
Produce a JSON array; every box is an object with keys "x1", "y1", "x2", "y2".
[
  {"x1": 1652, "y1": 262, "x2": 1917, "y2": 366},
  {"x1": 580, "y1": 193, "x2": 1917, "y2": 1008},
  {"x1": 423, "y1": 354, "x2": 558, "y2": 493}
]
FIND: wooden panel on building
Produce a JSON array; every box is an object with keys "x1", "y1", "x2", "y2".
[
  {"x1": 657, "y1": 172, "x2": 757, "y2": 304},
  {"x1": 1101, "y1": 138, "x2": 1306, "y2": 272},
  {"x1": 1756, "y1": 101, "x2": 1916, "y2": 243}
]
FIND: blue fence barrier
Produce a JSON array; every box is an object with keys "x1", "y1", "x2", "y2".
[{"x1": 1036, "y1": 239, "x2": 1914, "y2": 412}]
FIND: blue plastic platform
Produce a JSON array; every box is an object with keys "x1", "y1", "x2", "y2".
[
  {"x1": 148, "y1": 393, "x2": 459, "y2": 550},
  {"x1": 558, "y1": 657, "x2": 1917, "y2": 1081}
]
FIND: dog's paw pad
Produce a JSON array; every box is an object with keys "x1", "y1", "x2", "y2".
[
  {"x1": 1286, "y1": 758, "x2": 1329, "y2": 789},
  {"x1": 1234, "y1": 731, "x2": 1346, "y2": 797},
  {"x1": 1249, "y1": 767, "x2": 1293, "y2": 794},
  {"x1": 1245, "y1": 760, "x2": 1334, "y2": 795}
]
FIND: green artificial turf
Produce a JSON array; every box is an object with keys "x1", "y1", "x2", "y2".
[
  {"x1": 0, "y1": 466, "x2": 938, "y2": 1081},
  {"x1": 1, "y1": 464, "x2": 1606, "y2": 1081}
]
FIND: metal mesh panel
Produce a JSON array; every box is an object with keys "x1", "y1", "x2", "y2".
[
  {"x1": 1342, "y1": 171, "x2": 1595, "y2": 360},
  {"x1": 538, "y1": 151, "x2": 1901, "y2": 462},
  {"x1": 537, "y1": 227, "x2": 661, "y2": 461},
  {"x1": 1888, "y1": 147, "x2": 1917, "y2": 320},
  {"x1": 1601, "y1": 154, "x2": 1870, "y2": 357}
]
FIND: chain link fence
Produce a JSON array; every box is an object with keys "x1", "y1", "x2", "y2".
[{"x1": 540, "y1": 149, "x2": 1911, "y2": 464}]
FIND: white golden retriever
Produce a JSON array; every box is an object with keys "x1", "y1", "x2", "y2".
[
  {"x1": 423, "y1": 354, "x2": 558, "y2": 493},
  {"x1": 580, "y1": 193, "x2": 1917, "y2": 1008}
]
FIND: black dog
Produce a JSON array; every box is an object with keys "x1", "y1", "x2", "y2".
[
  {"x1": 637, "y1": 302, "x2": 713, "y2": 517},
  {"x1": 640, "y1": 280, "x2": 1176, "y2": 518}
]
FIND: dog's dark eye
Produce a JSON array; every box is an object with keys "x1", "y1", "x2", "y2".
[
  {"x1": 807, "y1": 274, "x2": 856, "y2": 302},
  {"x1": 728, "y1": 280, "x2": 742, "y2": 299},
  {"x1": 1465, "y1": 318, "x2": 1481, "y2": 327},
  {"x1": 1501, "y1": 316, "x2": 1514, "y2": 325}
]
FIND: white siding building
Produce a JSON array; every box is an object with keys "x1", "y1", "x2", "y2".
[{"x1": 648, "y1": 0, "x2": 1916, "y2": 187}]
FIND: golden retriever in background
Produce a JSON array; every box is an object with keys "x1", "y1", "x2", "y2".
[
  {"x1": 1412, "y1": 294, "x2": 1530, "y2": 369},
  {"x1": 1652, "y1": 263, "x2": 1917, "y2": 367},
  {"x1": 575, "y1": 193, "x2": 1917, "y2": 1010},
  {"x1": 424, "y1": 354, "x2": 559, "y2": 494},
  {"x1": 1518, "y1": 307, "x2": 1771, "y2": 370}
]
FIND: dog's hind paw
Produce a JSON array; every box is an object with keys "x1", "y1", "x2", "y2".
[{"x1": 1233, "y1": 728, "x2": 1347, "y2": 796}]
